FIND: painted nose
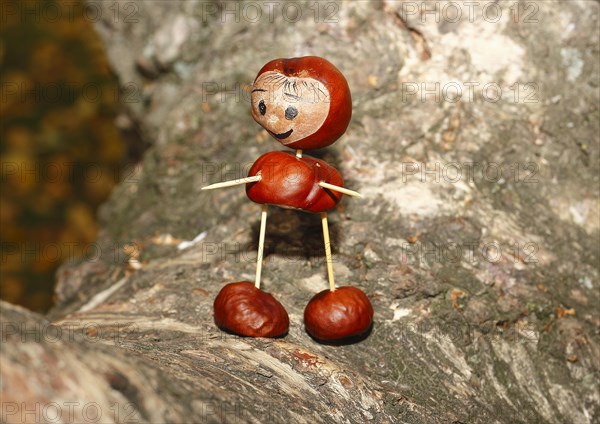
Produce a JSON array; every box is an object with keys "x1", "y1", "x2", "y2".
[{"x1": 268, "y1": 114, "x2": 279, "y2": 125}]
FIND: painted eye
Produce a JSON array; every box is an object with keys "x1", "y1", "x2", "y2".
[
  {"x1": 258, "y1": 100, "x2": 267, "y2": 116},
  {"x1": 285, "y1": 106, "x2": 298, "y2": 120}
]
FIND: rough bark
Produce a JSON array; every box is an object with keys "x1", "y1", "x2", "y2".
[{"x1": 2, "y1": 1, "x2": 599, "y2": 423}]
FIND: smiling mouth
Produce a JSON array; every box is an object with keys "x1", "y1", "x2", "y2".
[{"x1": 268, "y1": 129, "x2": 293, "y2": 140}]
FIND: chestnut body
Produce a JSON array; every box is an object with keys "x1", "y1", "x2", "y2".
[
  {"x1": 304, "y1": 286, "x2": 373, "y2": 341},
  {"x1": 214, "y1": 281, "x2": 289, "y2": 338},
  {"x1": 246, "y1": 151, "x2": 343, "y2": 213}
]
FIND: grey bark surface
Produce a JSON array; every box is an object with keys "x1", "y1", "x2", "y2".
[{"x1": 2, "y1": 1, "x2": 599, "y2": 423}]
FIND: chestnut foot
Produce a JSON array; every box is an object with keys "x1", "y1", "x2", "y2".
[
  {"x1": 214, "y1": 281, "x2": 289, "y2": 338},
  {"x1": 304, "y1": 286, "x2": 373, "y2": 343}
]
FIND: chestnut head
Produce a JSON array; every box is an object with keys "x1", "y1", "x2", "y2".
[{"x1": 251, "y1": 56, "x2": 352, "y2": 150}]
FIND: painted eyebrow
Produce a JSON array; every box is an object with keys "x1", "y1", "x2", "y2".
[
  {"x1": 283, "y1": 92, "x2": 300, "y2": 99},
  {"x1": 251, "y1": 88, "x2": 267, "y2": 93}
]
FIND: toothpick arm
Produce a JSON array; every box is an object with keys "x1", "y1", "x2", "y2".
[
  {"x1": 319, "y1": 181, "x2": 363, "y2": 198},
  {"x1": 201, "y1": 175, "x2": 261, "y2": 190}
]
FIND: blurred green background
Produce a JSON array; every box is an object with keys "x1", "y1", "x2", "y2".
[{"x1": 1, "y1": 0, "x2": 131, "y2": 312}]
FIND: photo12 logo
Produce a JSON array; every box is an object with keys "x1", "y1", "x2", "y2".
[
  {"x1": 1, "y1": 320, "x2": 139, "y2": 345},
  {"x1": 1, "y1": 81, "x2": 142, "y2": 104},
  {"x1": 196, "y1": 241, "x2": 340, "y2": 265},
  {"x1": 400, "y1": 161, "x2": 539, "y2": 185},
  {"x1": 0, "y1": 401, "x2": 140, "y2": 423},
  {"x1": 198, "y1": 1, "x2": 339, "y2": 24},
  {"x1": 397, "y1": 1, "x2": 540, "y2": 24},
  {"x1": 0, "y1": 241, "x2": 141, "y2": 266},
  {"x1": 401, "y1": 82, "x2": 540, "y2": 104},
  {"x1": 400, "y1": 240, "x2": 538, "y2": 265},
  {"x1": 1, "y1": 161, "x2": 142, "y2": 186},
  {"x1": 0, "y1": 1, "x2": 139, "y2": 24},
  {"x1": 199, "y1": 81, "x2": 333, "y2": 105}
]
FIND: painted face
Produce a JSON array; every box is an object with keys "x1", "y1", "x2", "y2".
[
  {"x1": 251, "y1": 71, "x2": 330, "y2": 147},
  {"x1": 251, "y1": 56, "x2": 352, "y2": 150}
]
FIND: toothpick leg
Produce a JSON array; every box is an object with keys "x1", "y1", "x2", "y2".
[
  {"x1": 255, "y1": 205, "x2": 268, "y2": 289},
  {"x1": 321, "y1": 212, "x2": 336, "y2": 292}
]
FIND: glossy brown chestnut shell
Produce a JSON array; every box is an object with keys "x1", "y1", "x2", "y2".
[
  {"x1": 214, "y1": 281, "x2": 289, "y2": 338},
  {"x1": 246, "y1": 151, "x2": 343, "y2": 213},
  {"x1": 253, "y1": 56, "x2": 352, "y2": 150},
  {"x1": 304, "y1": 286, "x2": 373, "y2": 341}
]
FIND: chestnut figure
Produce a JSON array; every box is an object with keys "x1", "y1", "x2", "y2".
[
  {"x1": 246, "y1": 151, "x2": 343, "y2": 213},
  {"x1": 304, "y1": 286, "x2": 373, "y2": 342},
  {"x1": 250, "y1": 56, "x2": 352, "y2": 150},
  {"x1": 202, "y1": 56, "x2": 371, "y2": 344},
  {"x1": 214, "y1": 281, "x2": 289, "y2": 338}
]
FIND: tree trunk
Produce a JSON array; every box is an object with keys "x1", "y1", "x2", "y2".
[{"x1": 2, "y1": 1, "x2": 599, "y2": 423}]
